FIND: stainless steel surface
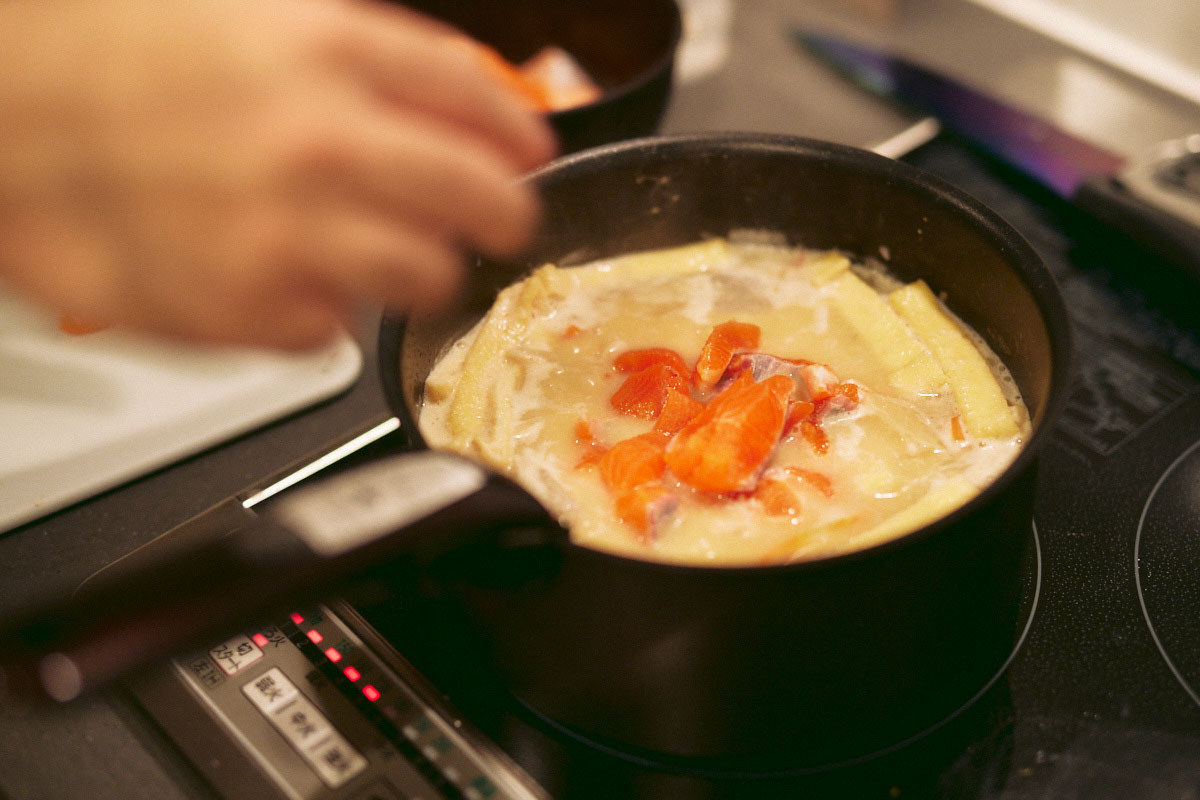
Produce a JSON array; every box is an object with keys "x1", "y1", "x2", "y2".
[
  {"x1": 670, "y1": 0, "x2": 1200, "y2": 163},
  {"x1": 799, "y1": 30, "x2": 1200, "y2": 227},
  {"x1": 1123, "y1": 134, "x2": 1200, "y2": 228},
  {"x1": 961, "y1": 0, "x2": 1200, "y2": 106}
]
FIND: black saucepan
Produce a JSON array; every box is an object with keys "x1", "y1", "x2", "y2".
[
  {"x1": 0, "y1": 134, "x2": 1071, "y2": 770},
  {"x1": 376, "y1": 133, "x2": 1072, "y2": 766}
]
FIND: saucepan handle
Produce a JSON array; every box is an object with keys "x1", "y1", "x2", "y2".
[{"x1": 0, "y1": 451, "x2": 557, "y2": 704}]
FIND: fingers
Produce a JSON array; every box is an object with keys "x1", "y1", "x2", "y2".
[
  {"x1": 171, "y1": 212, "x2": 467, "y2": 350},
  {"x1": 300, "y1": 208, "x2": 467, "y2": 315},
  {"x1": 338, "y1": 106, "x2": 541, "y2": 259},
  {"x1": 3, "y1": 0, "x2": 561, "y2": 352},
  {"x1": 235, "y1": 290, "x2": 352, "y2": 351},
  {"x1": 338, "y1": 2, "x2": 558, "y2": 172}
]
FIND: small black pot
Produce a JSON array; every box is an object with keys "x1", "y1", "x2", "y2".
[
  {"x1": 399, "y1": 0, "x2": 682, "y2": 154},
  {"x1": 378, "y1": 133, "x2": 1072, "y2": 767}
]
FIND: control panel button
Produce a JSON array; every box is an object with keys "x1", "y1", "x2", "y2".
[
  {"x1": 210, "y1": 634, "x2": 265, "y2": 676},
  {"x1": 242, "y1": 667, "x2": 298, "y2": 714},
  {"x1": 307, "y1": 735, "x2": 368, "y2": 788},
  {"x1": 241, "y1": 667, "x2": 368, "y2": 789},
  {"x1": 272, "y1": 695, "x2": 335, "y2": 752}
]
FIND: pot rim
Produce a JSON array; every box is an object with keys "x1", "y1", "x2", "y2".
[{"x1": 381, "y1": 131, "x2": 1074, "y2": 577}]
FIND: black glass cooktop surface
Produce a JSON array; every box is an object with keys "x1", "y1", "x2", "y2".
[{"x1": 119, "y1": 136, "x2": 1200, "y2": 800}]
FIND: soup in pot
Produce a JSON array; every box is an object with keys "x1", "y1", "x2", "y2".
[{"x1": 418, "y1": 237, "x2": 1030, "y2": 565}]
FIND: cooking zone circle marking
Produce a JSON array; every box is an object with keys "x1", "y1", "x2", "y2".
[
  {"x1": 515, "y1": 521, "x2": 1043, "y2": 778},
  {"x1": 1135, "y1": 437, "x2": 1200, "y2": 708}
]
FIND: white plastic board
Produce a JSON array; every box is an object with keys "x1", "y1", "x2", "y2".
[{"x1": 0, "y1": 293, "x2": 363, "y2": 533}]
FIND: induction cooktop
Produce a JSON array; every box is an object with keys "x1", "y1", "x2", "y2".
[{"x1": 123, "y1": 139, "x2": 1200, "y2": 799}]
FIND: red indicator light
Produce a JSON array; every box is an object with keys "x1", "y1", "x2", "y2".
[
  {"x1": 252, "y1": 633, "x2": 269, "y2": 648},
  {"x1": 362, "y1": 685, "x2": 381, "y2": 702},
  {"x1": 324, "y1": 647, "x2": 342, "y2": 663},
  {"x1": 343, "y1": 666, "x2": 361, "y2": 682},
  {"x1": 306, "y1": 629, "x2": 324, "y2": 644},
  {"x1": 289, "y1": 612, "x2": 305, "y2": 625}
]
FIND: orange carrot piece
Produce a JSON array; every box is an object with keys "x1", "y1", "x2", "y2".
[{"x1": 950, "y1": 415, "x2": 967, "y2": 443}]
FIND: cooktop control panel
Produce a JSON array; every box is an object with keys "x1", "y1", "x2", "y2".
[{"x1": 130, "y1": 602, "x2": 546, "y2": 800}]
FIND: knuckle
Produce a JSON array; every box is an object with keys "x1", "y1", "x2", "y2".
[
  {"x1": 283, "y1": 120, "x2": 355, "y2": 176},
  {"x1": 386, "y1": 240, "x2": 463, "y2": 310},
  {"x1": 479, "y1": 185, "x2": 541, "y2": 256}
]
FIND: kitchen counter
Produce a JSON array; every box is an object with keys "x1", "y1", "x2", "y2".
[{"x1": 3, "y1": 1, "x2": 1199, "y2": 798}]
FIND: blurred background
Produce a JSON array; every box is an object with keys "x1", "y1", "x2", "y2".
[{"x1": 669, "y1": 0, "x2": 1200, "y2": 163}]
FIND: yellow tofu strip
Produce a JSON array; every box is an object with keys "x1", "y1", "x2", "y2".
[
  {"x1": 447, "y1": 264, "x2": 568, "y2": 466},
  {"x1": 804, "y1": 251, "x2": 850, "y2": 285},
  {"x1": 888, "y1": 281, "x2": 1019, "y2": 439},
  {"x1": 847, "y1": 478, "x2": 979, "y2": 551},
  {"x1": 829, "y1": 271, "x2": 948, "y2": 394},
  {"x1": 610, "y1": 238, "x2": 730, "y2": 278}
]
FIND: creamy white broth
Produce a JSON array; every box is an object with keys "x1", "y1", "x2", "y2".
[{"x1": 418, "y1": 239, "x2": 1029, "y2": 565}]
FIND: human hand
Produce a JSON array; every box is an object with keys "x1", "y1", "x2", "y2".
[{"x1": 0, "y1": 0, "x2": 556, "y2": 349}]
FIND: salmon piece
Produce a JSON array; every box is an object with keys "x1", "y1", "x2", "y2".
[
  {"x1": 614, "y1": 485, "x2": 678, "y2": 543},
  {"x1": 799, "y1": 363, "x2": 841, "y2": 401},
  {"x1": 665, "y1": 373, "x2": 792, "y2": 494},
  {"x1": 755, "y1": 466, "x2": 833, "y2": 517},
  {"x1": 783, "y1": 400, "x2": 816, "y2": 436},
  {"x1": 613, "y1": 348, "x2": 692, "y2": 379},
  {"x1": 694, "y1": 321, "x2": 761, "y2": 391},
  {"x1": 610, "y1": 364, "x2": 690, "y2": 419},
  {"x1": 599, "y1": 432, "x2": 669, "y2": 491},
  {"x1": 599, "y1": 433, "x2": 676, "y2": 541},
  {"x1": 518, "y1": 45, "x2": 603, "y2": 111},
  {"x1": 562, "y1": 324, "x2": 585, "y2": 339},
  {"x1": 834, "y1": 382, "x2": 860, "y2": 403},
  {"x1": 654, "y1": 388, "x2": 705, "y2": 434},
  {"x1": 716, "y1": 352, "x2": 811, "y2": 391},
  {"x1": 469, "y1": 40, "x2": 553, "y2": 111},
  {"x1": 813, "y1": 383, "x2": 861, "y2": 422},
  {"x1": 755, "y1": 477, "x2": 803, "y2": 516}
]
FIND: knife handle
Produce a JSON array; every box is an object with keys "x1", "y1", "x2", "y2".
[{"x1": 1074, "y1": 176, "x2": 1200, "y2": 283}]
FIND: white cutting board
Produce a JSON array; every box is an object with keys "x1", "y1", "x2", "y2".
[{"x1": 0, "y1": 293, "x2": 363, "y2": 533}]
